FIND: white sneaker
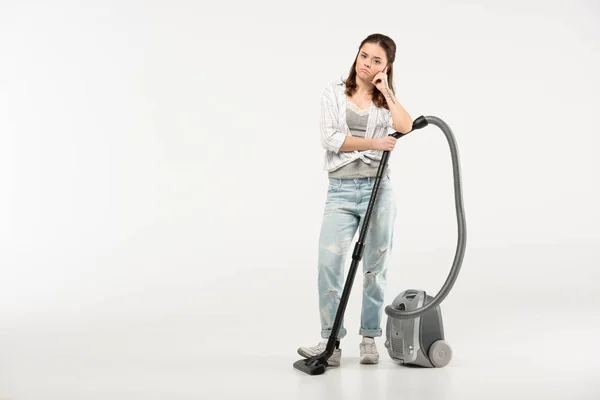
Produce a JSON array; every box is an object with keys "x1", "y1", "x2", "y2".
[
  {"x1": 360, "y1": 337, "x2": 379, "y2": 364},
  {"x1": 297, "y1": 339, "x2": 341, "y2": 366}
]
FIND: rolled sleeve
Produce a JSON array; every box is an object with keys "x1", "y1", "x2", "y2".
[{"x1": 320, "y1": 84, "x2": 346, "y2": 153}]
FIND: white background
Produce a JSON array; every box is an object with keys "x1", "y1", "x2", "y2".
[{"x1": 1, "y1": 0, "x2": 599, "y2": 399}]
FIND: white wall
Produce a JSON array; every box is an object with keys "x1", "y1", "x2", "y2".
[{"x1": 1, "y1": 0, "x2": 599, "y2": 345}]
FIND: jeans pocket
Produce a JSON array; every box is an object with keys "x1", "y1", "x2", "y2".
[{"x1": 328, "y1": 179, "x2": 341, "y2": 191}]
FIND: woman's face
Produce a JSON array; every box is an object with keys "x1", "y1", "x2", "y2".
[{"x1": 355, "y1": 43, "x2": 388, "y2": 81}]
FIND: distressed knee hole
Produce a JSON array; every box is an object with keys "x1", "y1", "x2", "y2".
[
  {"x1": 324, "y1": 236, "x2": 352, "y2": 256},
  {"x1": 367, "y1": 247, "x2": 387, "y2": 271},
  {"x1": 325, "y1": 243, "x2": 343, "y2": 255},
  {"x1": 364, "y1": 270, "x2": 383, "y2": 288}
]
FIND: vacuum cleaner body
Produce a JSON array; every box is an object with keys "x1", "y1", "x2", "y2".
[{"x1": 385, "y1": 289, "x2": 453, "y2": 368}]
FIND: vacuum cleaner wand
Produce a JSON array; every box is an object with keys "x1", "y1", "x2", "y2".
[{"x1": 293, "y1": 116, "x2": 430, "y2": 375}]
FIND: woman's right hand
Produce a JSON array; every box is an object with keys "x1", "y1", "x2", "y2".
[{"x1": 373, "y1": 136, "x2": 397, "y2": 151}]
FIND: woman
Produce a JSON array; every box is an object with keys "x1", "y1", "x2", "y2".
[{"x1": 297, "y1": 33, "x2": 412, "y2": 365}]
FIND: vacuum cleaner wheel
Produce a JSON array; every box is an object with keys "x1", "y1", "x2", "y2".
[{"x1": 428, "y1": 340, "x2": 452, "y2": 368}]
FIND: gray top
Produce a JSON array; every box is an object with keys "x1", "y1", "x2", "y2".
[{"x1": 328, "y1": 101, "x2": 387, "y2": 178}]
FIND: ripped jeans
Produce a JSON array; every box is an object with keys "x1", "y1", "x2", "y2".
[{"x1": 318, "y1": 176, "x2": 397, "y2": 339}]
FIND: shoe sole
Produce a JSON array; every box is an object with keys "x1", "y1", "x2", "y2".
[{"x1": 360, "y1": 355, "x2": 379, "y2": 364}]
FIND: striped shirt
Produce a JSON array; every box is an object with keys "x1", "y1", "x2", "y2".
[{"x1": 320, "y1": 80, "x2": 396, "y2": 172}]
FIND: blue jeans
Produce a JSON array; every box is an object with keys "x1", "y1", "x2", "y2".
[{"x1": 317, "y1": 176, "x2": 397, "y2": 339}]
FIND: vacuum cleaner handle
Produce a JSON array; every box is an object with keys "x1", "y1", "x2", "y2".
[{"x1": 389, "y1": 115, "x2": 429, "y2": 139}]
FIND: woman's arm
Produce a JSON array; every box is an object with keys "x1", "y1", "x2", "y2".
[
  {"x1": 339, "y1": 136, "x2": 376, "y2": 151},
  {"x1": 372, "y1": 70, "x2": 413, "y2": 133},
  {"x1": 382, "y1": 88, "x2": 412, "y2": 133}
]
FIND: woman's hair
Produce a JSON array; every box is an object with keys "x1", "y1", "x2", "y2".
[{"x1": 343, "y1": 33, "x2": 397, "y2": 109}]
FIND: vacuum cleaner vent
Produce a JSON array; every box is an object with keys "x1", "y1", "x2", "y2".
[{"x1": 391, "y1": 337, "x2": 404, "y2": 355}]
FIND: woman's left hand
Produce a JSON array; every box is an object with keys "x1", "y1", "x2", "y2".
[{"x1": 371, "y1": 66, "x2": 389, "y2": 92}]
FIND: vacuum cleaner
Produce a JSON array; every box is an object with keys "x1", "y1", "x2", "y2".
[{"x1": 293, "y1": 115, "x2": 466, "y2": 375}]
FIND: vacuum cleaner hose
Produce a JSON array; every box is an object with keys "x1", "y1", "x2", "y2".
[{"x1": 385, "y1": 116, "x2": 466, "y2": 319}]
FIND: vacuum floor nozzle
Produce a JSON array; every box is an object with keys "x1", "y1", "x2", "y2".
[{"x1": 293, "y1": 354, "x2": 329, "y2": 375}]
